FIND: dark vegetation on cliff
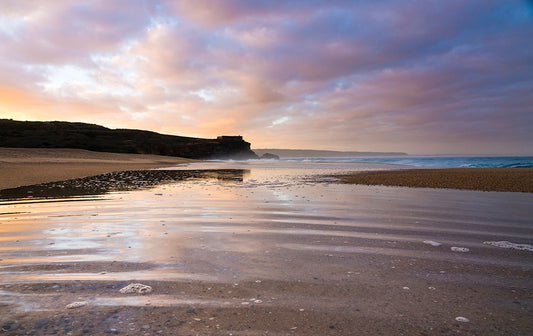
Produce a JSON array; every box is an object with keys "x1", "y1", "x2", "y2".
[{"x1": 0, "y1": 119, "x2": 258, "y2": 160}]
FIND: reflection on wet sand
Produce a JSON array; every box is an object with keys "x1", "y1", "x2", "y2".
[
  {"x1": 1, "y1": 163, "x2": 532, "y2": 335},
  {"x1": 0, "y1": 169, "x2": 248, "y2": 200}
]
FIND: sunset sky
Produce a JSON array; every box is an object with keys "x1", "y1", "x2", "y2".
[{"x1": 1, "y1": 0, "x2": 532, "y2": 155}]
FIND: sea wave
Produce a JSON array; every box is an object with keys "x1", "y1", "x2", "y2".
[{"x1": 282, "y1": 156, "x2": 533, "y2": 168}]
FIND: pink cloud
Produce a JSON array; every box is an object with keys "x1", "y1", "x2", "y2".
[{"x1": 0, "y1": 0, "x2": 532, "y2": 154}]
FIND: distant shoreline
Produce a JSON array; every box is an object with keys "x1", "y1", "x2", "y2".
[
  {"x1": 2, "y1": 148, "x2": 532, "y2": 193},
  {"x1": 333, "y1": 168, "x2": 533, "y2": 193},
  {"x1": 253, "y1": 148, "x2": 407, "y2": 157},
  {"x1": 0, "y1": 148, "x2": 198, "y2": 190}
]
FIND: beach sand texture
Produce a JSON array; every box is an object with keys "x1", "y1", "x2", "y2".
[
  {"x1": 336, "y1": 168, "x2": 533, "y2": 193},
  {"x1": 0, "y1": 148, "x2": 197, "y2": 190},
  {"x1": 0, "y1": 152, "x2": 532, "y2": 335}
]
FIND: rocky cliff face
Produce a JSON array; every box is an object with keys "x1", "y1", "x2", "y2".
[{"x1": 0, "y1": 119, "x2": 258, "y2": 160}]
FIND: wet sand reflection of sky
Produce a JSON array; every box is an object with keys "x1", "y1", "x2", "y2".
[{"x1": 0, "y1": 162, "x2": 532, "y2": 291}]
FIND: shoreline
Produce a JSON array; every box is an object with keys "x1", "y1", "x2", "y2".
[
  {"x1": 334, "y1": 167, "x2": 533, "y2": 193},
  {"x1": 2, "y1": 148, "x2": 532, "y2": 193},
  {"x1": 0, "y1": 148, "x2": 198, "y2": 190}
]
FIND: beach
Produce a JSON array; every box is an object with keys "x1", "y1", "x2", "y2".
[
  {"x1": 1, "y1": 152, "x2": 532, "y2": 335},
  {"x1": 334, "y1": 168, "x2": 533, "y2": 193},
  {"x1": 0, "y1": 148, "x2": 198, "y2": 190}
]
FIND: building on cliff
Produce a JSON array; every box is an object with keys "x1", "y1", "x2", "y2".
[{"x1": 217, "y1": 136, "x2": 243, "y2": 141}]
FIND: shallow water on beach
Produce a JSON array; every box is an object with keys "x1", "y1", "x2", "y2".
[
  {"x1": 1, "y1": 161, "x2": 533, "y2": 333},
  {"x1": 2, "y1": 161, "x2": 532, "y2": 280}
]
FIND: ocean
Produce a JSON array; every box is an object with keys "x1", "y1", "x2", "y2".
[{"x1": 283, "y1": 156, "x2": 533, "y2": 168}]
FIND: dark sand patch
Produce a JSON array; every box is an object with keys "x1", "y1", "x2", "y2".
[{"x1": 0, "y1": 169, "x2": 247, "y2": 199}]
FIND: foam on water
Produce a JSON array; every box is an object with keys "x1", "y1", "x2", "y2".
[
  {"x1": 423, "y1": 240, "x2": 442, "y2": 247},
  {"x1": 65, "y1": 301, "x2": 88, "y2": 309},
  {"x1": 483, "y1": 241, "x2": 533, "y2": 251},
  {"x1": 119, "y1": 283, "x2": 153, "y2": 294},
  {"x1": 450, "y1": 247, "x2": 470, "y2": 253}
]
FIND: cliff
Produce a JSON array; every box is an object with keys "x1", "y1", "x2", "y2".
[{"x1": 0, "y1": 119, "x2": 258, "y2": 160}]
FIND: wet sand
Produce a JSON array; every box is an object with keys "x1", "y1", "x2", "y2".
[
  {"x1": 334, "y1": 168, "x2": 533, "y2": 193},
  {"x1": 1, "y1": 162, "x2": 532, "y2": 335},
  {"x1": 2, "y1": 272, "x2": 531, "y2": 335},
  {"x1": 0, "y1": 148, "x2": 198, "y2": 190}
]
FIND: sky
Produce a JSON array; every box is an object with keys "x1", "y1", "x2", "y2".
[{"x1": 1, "y1": 0, "x2": 532, "y2": 155}]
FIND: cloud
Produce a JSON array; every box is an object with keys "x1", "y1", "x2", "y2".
[{"x1": 0, "y1": 0, "x2": 532, "y2": 154}]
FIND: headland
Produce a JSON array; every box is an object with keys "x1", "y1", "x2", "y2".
[{"x1": 0, "y1": 119, "x2": 258, "y2": 160}]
